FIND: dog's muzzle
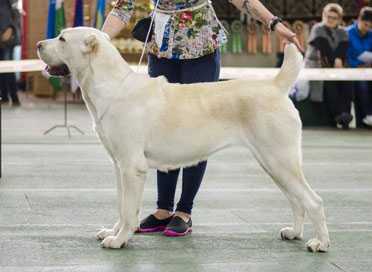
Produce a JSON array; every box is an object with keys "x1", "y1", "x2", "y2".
[
  {"x1": 37, "y1": 41, "x2": 71, "y2": 77},
  {"x1": 45, "y1": 64, "x2": 70, "y2": 77}
]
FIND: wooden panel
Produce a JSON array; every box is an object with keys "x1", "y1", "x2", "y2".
[
  {"x1": 336, "y1": 0, "x2": 359, "y2": 17},
  {"x1": 286, "y1": 0, "x2": 314, "y2": 19},
  {"x1": 26, "y1": 0, "x2": 75, "y2": 59},
  {"x1": 262, "y1": 0, "x2": 285, "y2": 17},
  {"x1": 314, "y1": 0, "x2": 359, "y2": 17},
  {"x1": 212, "y1": 0, "x2": 361, "y2": 21},
  {"x1": 212, "y1": 0, "x2": 240, "y2": 20},
  {"x1": 26, "y1": 1, "x2": 49, "y2": 59},
  {"x1": 26, "y1": 72, "x2": 54, "y2": 97}
]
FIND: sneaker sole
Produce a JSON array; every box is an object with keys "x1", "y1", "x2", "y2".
[
  {"x1": 163, "y1": 228, "x2": 192, "y2": 237},
  {"x1": 363, "y1": 119, "x2": 372, "y2": 127},
  {"x1": 136, "y1": 226, "x2": 166, "y2": 233}
]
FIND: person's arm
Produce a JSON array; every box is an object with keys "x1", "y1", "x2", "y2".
[
  {"x1": 334, "y1": 31, "x2": 349, "y2": 68},
  {"x1": 102, "y1": 0, "x2": 134, "y2": 39},
  {"x1": 102, "y1": 15, "x2": 127, "y2": 38},
  {"x1": 334, "y1": 58, "x2": 343, "y2": 68},
  {"x1": 347, "y1": 39, "x2": 363, "y2": 68},
  {"x1": 334, "y1": 42, "x2": 348, "y2": 68},
  {"x1": 0, "y1": 2, "x2": 15, "y2": 43},
  {"x1": 229, "y1": 0, "x2": 272, "y2": 25},
  {"x1": 229, "y1": 0, "x2": 303, "y2": 51}
]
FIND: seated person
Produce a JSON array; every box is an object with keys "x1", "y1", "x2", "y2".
[
  {"x1": 346, "y1": 7, "x2": 372, "y2": 127},
  {"x1": 305, "y1": 4, "x2": 352, "y2": 129}
]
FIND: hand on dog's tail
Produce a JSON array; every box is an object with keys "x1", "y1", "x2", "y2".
[{"x1": 275, "y1": 43, "x2": 303, "y2": 94}]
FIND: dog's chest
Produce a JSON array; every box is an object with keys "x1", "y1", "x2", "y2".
[{"x1": 93, "y1": 122, "x2": 116, "y2": 161}]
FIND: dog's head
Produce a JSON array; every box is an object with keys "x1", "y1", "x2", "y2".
[{"x1": 37, "y1": 27, "x2": 111, "y2": 77}]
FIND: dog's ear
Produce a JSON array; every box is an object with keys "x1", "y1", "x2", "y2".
[{"x1": 82, "y1": 34, "x2": 99, "y2": 54}]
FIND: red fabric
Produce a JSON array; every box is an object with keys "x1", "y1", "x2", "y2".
[{"x1": 21, "y1": 0, "x2": 28, "y2": 60}]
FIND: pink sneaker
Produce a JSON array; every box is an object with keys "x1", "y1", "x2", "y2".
[{"x1": 163, "y1": 216, "x2": 192, "y2": 237}]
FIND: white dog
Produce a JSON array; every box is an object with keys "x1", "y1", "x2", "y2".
[{"x1": 37, "y1": 27, "x2": 330, "y2": 252}]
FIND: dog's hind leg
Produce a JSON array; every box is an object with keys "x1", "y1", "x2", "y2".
[
  {"x1": 252, "y1": 147, "x2": 306, "y2": 241},
  {"x1": 245, "y1": 112, "x2": 330, "y2": 252},
  {"x1": 101, "y1": 155, "x2": 147, "y2": 249},
  {"x1": 278, "y1": 185, "x2": 305, "y2": 241},
  {"x1": 96, "y1": 163, "x2": 122, "y2": 240}
]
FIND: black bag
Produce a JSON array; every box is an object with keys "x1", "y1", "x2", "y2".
[{"x1": 131, "y1": 17, "x2": 154, "y2": 43}]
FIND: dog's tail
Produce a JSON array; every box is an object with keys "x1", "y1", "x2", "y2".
[{"x1": 274, "y1": 43, "x2": 303, "y2": 94}]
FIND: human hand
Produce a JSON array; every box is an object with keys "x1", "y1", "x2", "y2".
[
  {"x1": 1, "y1": 28, "x2": 13, "y2": 42},
  {"x1": 275, "y1": 23, "x2": 304, "y2": 53},
  {"x1": 334, "y1": 58, "x2": 343, "y2": 68},
  {"x1": 102, "y1": 14, "x2": 126, "y2": 39}
]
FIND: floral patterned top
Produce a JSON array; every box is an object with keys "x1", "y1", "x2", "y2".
[{"x1": 110, "y1": 0, "x2": 228, "y2": 59}]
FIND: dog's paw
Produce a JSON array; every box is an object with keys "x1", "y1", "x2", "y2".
[
  {"x1": 96, "y1": 228, "x2": 115, "y2": 240},
  {"x1": 306, "y1": 238, "x2": 330, "y2": 253},
  {"x1": 280, "y1": 227, "x2": 303, "y2": 240},
  {"x1": 101, "y1": 235, "x2": 127, "y2": 249}
]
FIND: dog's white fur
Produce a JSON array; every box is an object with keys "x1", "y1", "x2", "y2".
[{"x1": 37, "y1": 27, "x2": 330, "y2": 252}]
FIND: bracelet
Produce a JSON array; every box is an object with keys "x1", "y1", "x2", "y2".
[{"x1": 269, "y1": 16, "x2": 282, "y2": 32}]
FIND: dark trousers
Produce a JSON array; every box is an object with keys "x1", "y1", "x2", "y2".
[
  {"x1": 148, "y1": 51, "x2": 221, "y2": 214},
  {"x1": 0, "y1": 47, "x2": 19, "y2": 103},
  {"x1": 323, "y1": 81, "x2": 353, "y2": 120},
  {"x1": 354, "y1": 81, "x2": 372, "y2": 117}
]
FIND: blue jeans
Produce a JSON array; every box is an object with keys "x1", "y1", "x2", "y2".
[{"x1": 148, "y1": 50, "x2": 221, "y2": 214}]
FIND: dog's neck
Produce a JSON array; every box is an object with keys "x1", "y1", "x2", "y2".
[{"x1": 73, "y1": 44, "x2": 133, "y2": 123}]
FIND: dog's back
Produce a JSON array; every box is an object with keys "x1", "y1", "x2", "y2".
[{"x1": 162, "y1": 43, "x2": 302, "y2": 97}]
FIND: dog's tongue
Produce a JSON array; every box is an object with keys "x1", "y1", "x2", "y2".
[{"x1": 45, "y1": 64, "x2": 70, "y2": 77}]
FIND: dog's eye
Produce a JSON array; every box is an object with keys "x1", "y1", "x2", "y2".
[{"x1": 59, "y1": 36, "x2": 66, "y2": 42}]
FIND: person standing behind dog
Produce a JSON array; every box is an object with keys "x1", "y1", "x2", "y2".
[
  {"x1": 0, "y1": 0, "x2": 21, "y2": 106},
  {"x1": 346, "y1": 7, "x2": 372, "y2": 127},
  {"x1": 102, "y1": 0, "x2": 301, "y2": 236},
  {"x1": 305, "y1": 4, "x2": 352, "y2": 129}
]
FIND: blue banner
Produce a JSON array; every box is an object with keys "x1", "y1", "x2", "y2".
[
  {"x1": 46, "y1": 0, "x2": 57, "y2": 38},
  {"x1": 73, "y1": 0, "x2": 84, "y2": 27}
]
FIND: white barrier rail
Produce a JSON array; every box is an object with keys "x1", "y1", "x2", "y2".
[{"x1": 0, "y1": 60, "x2": 371, "y2": 81}]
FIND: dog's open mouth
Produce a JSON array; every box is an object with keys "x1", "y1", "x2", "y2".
[{"x1": 45, "y1": 64, "x2": 70, "y2": 77}]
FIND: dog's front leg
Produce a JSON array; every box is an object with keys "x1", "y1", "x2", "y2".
[
  {"x1": 96, "y1": 163, "x2": 123, "y2": 240},
  {"x1": 101, "y1": 159, "x2": 147, "y2": 249}
]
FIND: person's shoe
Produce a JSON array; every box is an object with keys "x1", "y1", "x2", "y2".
[
  {"x1": 0, "y1": 99, "x2": 9, "y2": 105},
  {"x1": 163, "y1": 216, "x2": 192, "y2": 237},
  {"x1": 335, "y1": 113, "x2": 353, "y2": 130},
  {"x1": 136, "y1": 214, "x2": 173, "y2": 233},
  {"x1": 12, "y1": 100, "x2": 21, "y2": 107},
  {"x1": 362, "y1": 115, "x2": 372, "y2": 127}
]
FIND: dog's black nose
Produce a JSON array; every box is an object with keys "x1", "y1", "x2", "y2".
[{"x1": 37, "y1": 42, "x2": 43, "y2": 50}]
